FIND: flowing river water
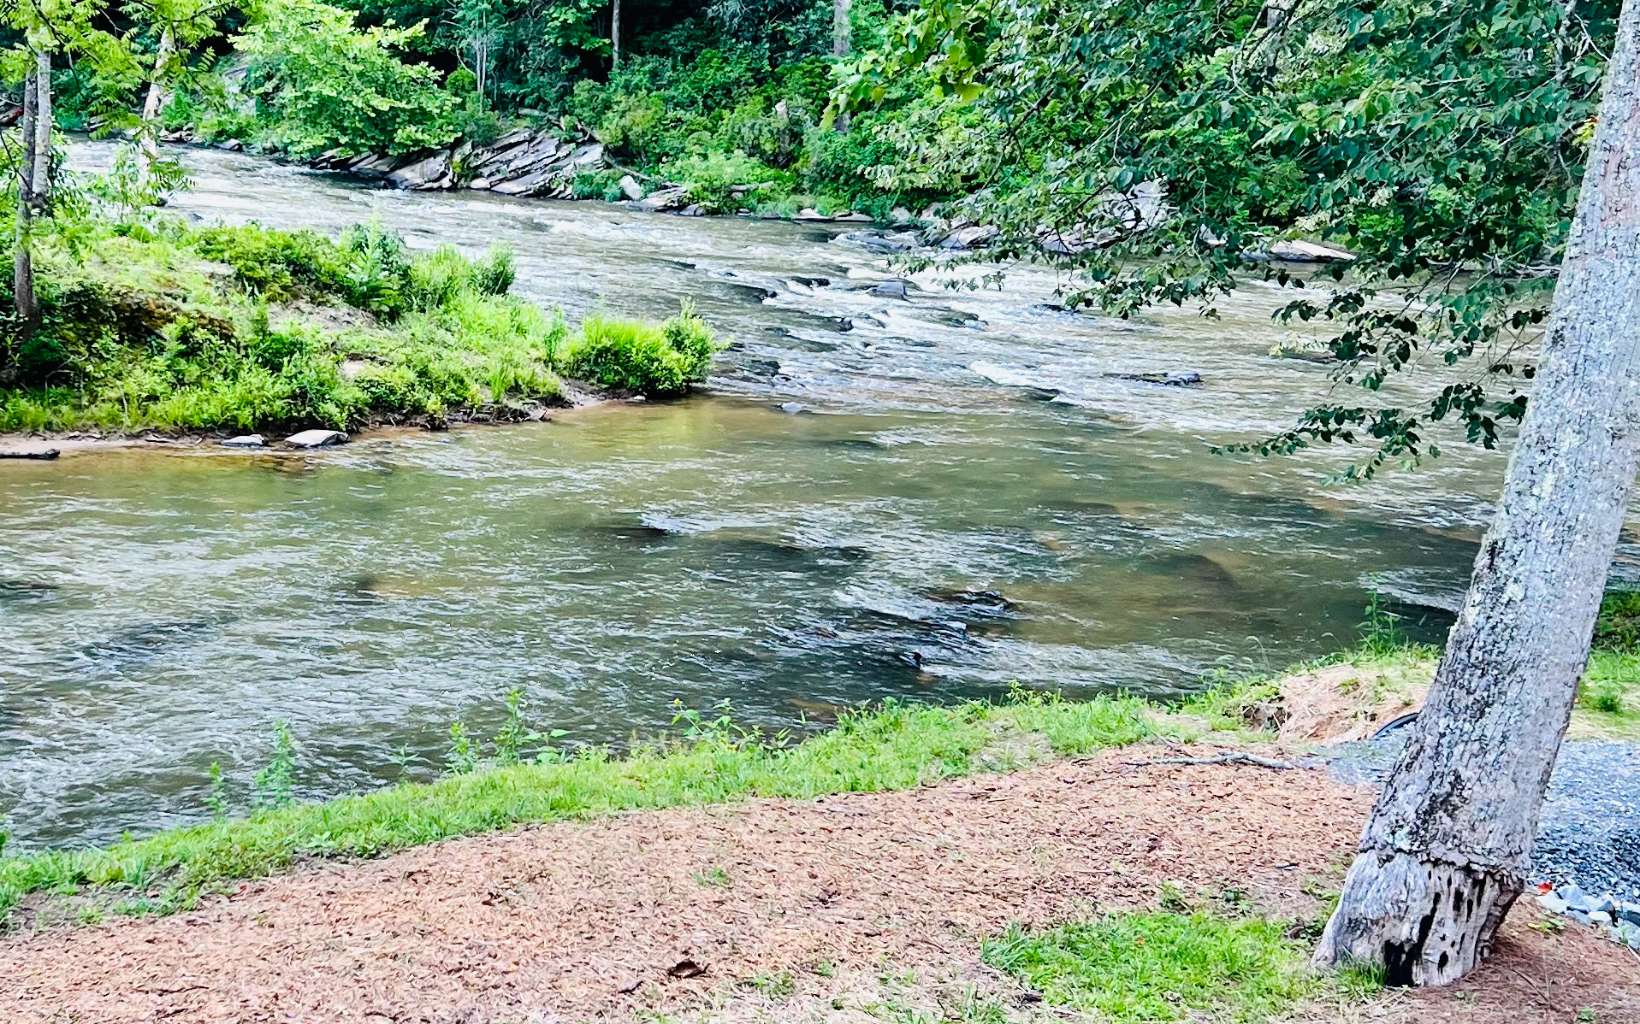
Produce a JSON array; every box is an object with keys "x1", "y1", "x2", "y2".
[{"x1": 3, "y1": 142, "x2": 1634, "y2": 850}]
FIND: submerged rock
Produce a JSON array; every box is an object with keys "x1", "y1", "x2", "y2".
[
  {"x1": 1105, "y1": 371, "x2": 1204, "y2": 387},
  {"x1": 1267, "y1": 239, "x2": 1357, "y2": 263},
  {"x1": 871, "y1": 279, "x2": 915, "y2": 299},
  {"x1": 285, "y1": 429, "x2": 347, "y2": 449},
  {"x1": 840, "y1": 230, "x2": 920, "y2": 254},
  {"x1": 938, "y1": 224, "x2": 1000, "y2": 250}
]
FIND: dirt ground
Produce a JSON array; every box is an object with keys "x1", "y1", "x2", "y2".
[{"x1": 1, "y1": 746, "x2": 1634, "y2": 1024}]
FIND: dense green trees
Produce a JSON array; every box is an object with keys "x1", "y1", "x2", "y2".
[{"x1": 236, "y1": 0, "x2": 458, "y2": 158}]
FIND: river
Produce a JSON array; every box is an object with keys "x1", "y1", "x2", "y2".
[{"x1": 1, "y1": 142, "x2": 1629, "y2": 850}]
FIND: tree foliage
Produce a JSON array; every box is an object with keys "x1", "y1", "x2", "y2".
[
  {"x1": 235, "y1": 0, "x2": 458, "y2": 158},
  {"x1": 844, "y1": 0, "x2": 1618, "y2": 475}
]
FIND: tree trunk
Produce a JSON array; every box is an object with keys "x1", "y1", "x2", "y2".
[
  {"x1": 31, "y1": 51, "x2": 52, "y2": 207},
  {"x1": 139, "y1": 28, "x2": 177, "y2": 185},
  {"x1": 610, "y1": 0, "x2": 621, "y2": 70},
  {"x1": 832, "y1": 0, "x2": 852, "y2": 131},
  {"x1": 12, "y1": 65, "x2": 40, "y2": 330},
  {"x1": 1313, "y1": 0, "x2": 1640, "y2": 987}
]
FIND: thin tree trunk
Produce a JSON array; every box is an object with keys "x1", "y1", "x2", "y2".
[
  {"x1": 1314, "y1": 0, "x2": 1640, "y2": 987},
  {"x1": 833, "y1": 0, "x2": 852, "y2": 131},
  {"x1": 610, "y1": 0, "x2": 621, "y2": 70},
  {"x1": 31, "y1": 51, "x2": 52, "y2": 207},
  {"x1": 139, "y1": 27, "x2": 177, "y2": 185},
  {"x1": 12, "y1": 66, "x2": 40, "y2": 330}
]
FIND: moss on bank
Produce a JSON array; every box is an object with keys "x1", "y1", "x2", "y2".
[{"x1": 0, "y1": 221, "x2": 718, "y2": 434}]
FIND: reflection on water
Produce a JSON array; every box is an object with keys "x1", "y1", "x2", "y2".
[{"x1": 0, "y1": 143, "x2": 1630, "y2": 849}]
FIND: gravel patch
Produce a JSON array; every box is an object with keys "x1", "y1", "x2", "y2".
[{"x1": 1325, "y1": 733, "x2": 1640, "y2": 903}]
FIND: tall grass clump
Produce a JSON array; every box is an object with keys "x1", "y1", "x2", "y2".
[{"x1": 560, "y1": 300, "x2": 720, "y2": 397}]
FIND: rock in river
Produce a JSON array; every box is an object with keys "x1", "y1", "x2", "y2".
[
  {"x1": 220, "y1": 434, "x2": 265, "y2": 449},
  {"x1": 285, "y1": 429, "x2": 347, "y2": 448},
  {"x1": 1268, "y1": 239, "x2": 1357, "y2": 263},
  {"x1": 1106, "y1": 371, "x2": 1204, "y2": 387}
]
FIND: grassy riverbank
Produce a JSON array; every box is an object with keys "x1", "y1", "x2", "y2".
[
  {"x1": 0, "y1": 220, "x2": 717, "y2": 435},
  {"x1": 4, "y1": 629, "x2": 1635, "y2": 929},
  {"x1": 0, "y1": 692, "x2": 1189, "y2": 924}
]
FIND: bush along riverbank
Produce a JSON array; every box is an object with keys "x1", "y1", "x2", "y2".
[
  {"x1": 0, "y1": 218, "x2": 720, "y2": 440},
  {"x1": 2, "y1": 613, "x2": 1634, "y2": 932}
]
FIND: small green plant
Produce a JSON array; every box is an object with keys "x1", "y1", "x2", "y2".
[
  {"x1": 388, "y1": 744, "x2": 422, "y2": 780},
  {"x1": 1357, "y1": 594, "x2": 1404, "y2": 657},
  {"x1": 693, "y1": 865, "x2": 732, "y2": 888},
  {"x1": 492, "y1": 688, "x2": 529, "y2": 766},
  {"x1": 446, "y1": 720, "x2": 479, "y2": 775},
  {"x1": 471, "y1": 247, "x2": 515, "y2": 296},
  {"x1": 1580, "y1": 679, "x2": 1626, "y2": 715},
  {"x1": 251, "y1": 723, "x2": 298, "y2": 810},
  {"x1": 1158, "y1": 880, "x2": 1193, "y2": 913},
  {"x1": 1529, "y1": 916, "x2": 1567, "y2": 936},
  {"x1": 206, "y1": 762, "x2": 230, "y2": 821},
  {"x1": 745, "y1": 970, "x2": 795, "y2": 998}
]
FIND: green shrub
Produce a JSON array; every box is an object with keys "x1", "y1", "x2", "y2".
[
  {"x1": 453, "y1": 95, "x2": 505, "y2": 147},
  {"x1": 560, "y1": 302, "x2": 719, "y2": 398},
  {"x1": 191, "y1": 225, "x2": 349, "y2": 299},
  {"x1": 570, "y1": 168, "x2": 624, "y2": 201},
  {"x1": 662, "y1": 151, "x2": 790, "y2": 212},
  {"x1": 407, "y1": 246, "x2": 472, "y2": 311},
  {"x1": 235, "y1": 0, "x2": 459, "y2": 159},
  {"x1": 337, "y1": 223, "x2": 412, "y2": 317},
  {"x1": 594, "y1": 91, "x2": 670, "y2": 163},
  {"x1": 445, "y1": 67, "x2": 478, "y2": 97},
  {"x1": 1596, "y1": 589, "x2": 1640, "y2": 650},
  {"x1": 471, "y1": 247, "x2": 515, "y2": 296}
]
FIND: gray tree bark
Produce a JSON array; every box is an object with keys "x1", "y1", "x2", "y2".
[
  {"x1": 611, "y1": 0, "x2": 621, "y2": 69},
  {"x1": 1314, "y1": 0, "x2": 1640, "y2": 987},
  {"x1": 30, "y1": 51, "x2": 51, "y2": 205},
  {"x1": 11, "y1": 61, "x2": 43, "y2": 331},
  {"x1": 833, "y1": 0, "x2": 852, "y2": 131},
  {"x1": 138, "y1": 27, "x2": 177, "y2": 185}
]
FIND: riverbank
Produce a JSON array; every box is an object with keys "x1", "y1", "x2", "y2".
[
  {"x1": 4, "y1": 641, "x2": 1635, "y2": 924},
  {"x1": 2, "y1": 726, "x2": 1635, "y2": 1023},
  {"x1": 0, "y1": 218, "x2": 717, "y2": 440}
]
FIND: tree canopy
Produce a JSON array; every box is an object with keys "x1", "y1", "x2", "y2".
[{"x1": 844, "y1": 0, "x2": 1620, "y2": 475}]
